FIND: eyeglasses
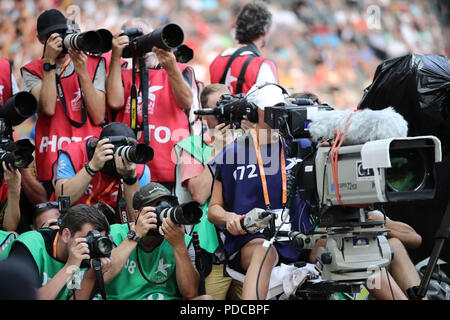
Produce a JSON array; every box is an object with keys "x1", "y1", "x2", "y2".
[{"x1": 35, "y1": 201, "x2": 58, "y2": 212}]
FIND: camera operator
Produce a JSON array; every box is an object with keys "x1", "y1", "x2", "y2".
[
  {"x1": 21, "y1": 9, "x2": 107, "y2": 194},
  {"x1": 209, "y1": 1, "x2": 278, "y2": 95},
  {"x1": 99, "y1": 182, "x2": 211, "y2": 300},
  {"x1": 208, "y1": 83, "x2": 315, "y2": 300},
  {"x1": 174, "y1": 83, "x2": 245, "y2": 300},
  {"x1": 4, "y1": 204, "x2": 112, "y2": 300},
  {"x1": 54, "y1": 122, "x2": 150, "y2": 224},
  {"x1": 106, "y1": 18, "x2": 199, "y2": 192}
]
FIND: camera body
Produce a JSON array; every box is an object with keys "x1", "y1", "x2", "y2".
[
  {"x1": 80, "y1": 230, "x2": 113, "y2": 269},
  {"x1": 194, "y1": 93, "x2": 258, "y2": 128},
  {"x1": 0, "y1": 92, "x2": 37, "y2": 181},
  {"x1": 86, "y1": 135, "x2": 154, "y2": 176}
]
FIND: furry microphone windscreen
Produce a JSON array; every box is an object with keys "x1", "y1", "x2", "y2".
[{"x1": 307, "y1": 107, "x2": 408, "y2": 145}]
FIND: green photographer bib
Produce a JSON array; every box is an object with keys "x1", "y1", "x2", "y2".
[
  {"x1": 0, "y1": 230, "x2": 16, "y2": 260},
  {"x1": 2, "y1": 230, "x2": 85, "y2": 300},
  {"x1": 102, "y1": 223, "x2": 191, "y2": 300},
  {"x1": 174, "y1": 136, "x2": 218, "y2": 254}
]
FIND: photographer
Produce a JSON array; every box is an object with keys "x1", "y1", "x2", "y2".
[
  {"x1": 21, "y1": 9, "x2": 107, "y2": 194},
  {"x1": 174, "y1": 83, "x2": 244, "y2": 300},
  {"x1": 4, "y1": 204, "x2": 112, "y2": 300},
  {"x1": 32, "y1": 201, "x2": 61, "y2": 230},
  {"x1": 0, "y1": 58, "x2": 19, "y2": 104},
  {"x1": 54, "y1": 122, "x2": 150, "y2": 224},
  {"x1": 208, "y1": 83, "x2": 314, "y2": 300},
  {"x1": 100, "y1": 182, "x2": 211, "y2": 300},
  {"x1": 209, "y1": 1, "x2": 278, "y2": 94},
  {"x1": 106, "y1": 18, "x2": 198, "y2": 191}
]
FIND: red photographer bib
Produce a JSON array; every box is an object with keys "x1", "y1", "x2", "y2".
[
  {"x1": 116, "y1": 63, "x2": 191, "y2": 183},
  {"x1": 210, "y1": 52, "x2": 277, "y2": 94},
  {"x1": 60, "y1": 140, "x2": 145, "y2": 209},
  {"x1": 21, "y1": 56, "x2": 104, "y2": 182},
  {"x1": 0, "y1": 58, "x2": 13, "y2": 105}
]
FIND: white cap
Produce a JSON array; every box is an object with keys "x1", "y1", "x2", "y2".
[{"x1": 246, "y1": 82, "x2": 287, "y2": 110}]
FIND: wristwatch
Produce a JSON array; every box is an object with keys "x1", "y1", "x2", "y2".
[
  {"x1": 127, "y1": 230, "x2": 141, "y2": 243},
  {"x1": 43, "y1": 62, "x2": 57, "y2": 71}
]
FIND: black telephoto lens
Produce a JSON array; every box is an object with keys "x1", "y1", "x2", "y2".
[{"x1": 0, "y1": 92, "x2": 37, "y2": 126}]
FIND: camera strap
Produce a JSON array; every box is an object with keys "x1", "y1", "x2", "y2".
[
  {"x1": 92, "y1": 258, "x2": 107, "y2": 300},
  {"x1": 251, "y1": 129, "x2": 287, "y2": 210},
  {"x1": 130, "y1": 58, "x2": 138, "y2": 132},
  {"x1": 55, "y1": 73, "x2": 88, "y2": 128},
  {"x1": 139, "y1": 57, "x2": 150, "y2": 146},
  {"x1": 116, "y1": 182, "x2": 129, "y2": 225}
]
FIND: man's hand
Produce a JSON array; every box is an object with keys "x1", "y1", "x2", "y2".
[
  {"x1": 152, "y1": 47, "x2": 177, "y2": 72},
  {"x1": 241, "y1": 115, "x2": 256, "y2": 132},
  {"x1": 159, "y1": 218, "x2": 185, "y2": 249},
  {"x1": 3, "y1": 163, "x2": 21, "y2": 191},
  {"x1": 89, "y1": 138, "x2": 115, "y2": 172},
  {"x1": 39, "y1": 219, "x2": 60, "y2": 230},
  {"x1": 111, "y1": 32, "x2": 129, "y2": 60},
  {"x1": 135, "y1": 207, "x2": 158, "y2": 238},
  {"x1": 226, "y1": 213, "x2": 246, "y2": 236},
  {"x1": 211, "y1": 123, "x2": 230, "y2": 154},
  {"x1": 114, "y1": 154, "x2": 137, "y2": 178},
  {"x1": 66, "y1": 237, "x2": 90, "y2": 268},
  {"x1": 68, "y1": 48, "x2": 88, "y2": 77},
  {"x1": 44, "y1": 33, "x2": 63, "y2": 63}
]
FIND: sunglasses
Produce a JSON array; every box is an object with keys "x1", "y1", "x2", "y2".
[{"x1": 35, "y1": 201, "x2": 58, "y2": 211}]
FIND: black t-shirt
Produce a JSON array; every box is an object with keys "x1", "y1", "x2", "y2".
[{"x1": 7, "y1": 229, "x2": 61, "y2": 287}]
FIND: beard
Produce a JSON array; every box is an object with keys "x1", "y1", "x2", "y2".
[{"x1": 145, "y1": 52, "x2": 159, "y2": 68}]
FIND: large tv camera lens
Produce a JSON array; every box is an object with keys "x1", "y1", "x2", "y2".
[
  {"x1": 115, "y1": 143, "x2": 154, "y2": 164},
  {"x1": 386, "y1": 149, "x2": 427, "y2": 192}
]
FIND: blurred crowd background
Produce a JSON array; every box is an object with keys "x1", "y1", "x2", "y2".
[{"x1": 1, "y1": 0, "x2": 449, "y2": 138}]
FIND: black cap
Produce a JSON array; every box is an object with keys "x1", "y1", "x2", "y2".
[
  {"x1": 100, "y1": 122, "x2": 137, "y2": 140},
  {"x1": 37, "y1": 9, "x2": 68, "y2": 38}
]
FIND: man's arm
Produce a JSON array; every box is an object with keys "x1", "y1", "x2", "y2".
[
  {"x1": 106, "y1": 32, "x2": 128, "y2": 109},
  {"x1": 208, "y1": 178, "x2": 246, "y2": 236},
  {"x1": 69, "y1": 49, "x2": 105, "y2": 125},
  {"x1": 31, "y1": 33, "x2": 63, "y2": 116},
  {"x1": 161, "y1": 218, "x2": 199, "y2": 299},
  {"x1": 368, "y1": 211, "x2": 422, "y2": 249},
  {"x1": 185, "y1": 123, "x2": 229, "y2": 205},
  {"x1": 153, "y1": 47, "x2": 193, "y2": 110},
  {"x1": 2, "y1": 164, "x2": 21, "y2": 232},
  {"x1": 55, "y1": 139, "x2": 115, "y2": 204},
  {"x1": 19, "y1": 168, "x2": 48, "y2": 205}
]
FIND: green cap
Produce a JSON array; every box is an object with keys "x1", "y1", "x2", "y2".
[{"x1": 132, "y1": 182, "x2": 177, "y2": 210}]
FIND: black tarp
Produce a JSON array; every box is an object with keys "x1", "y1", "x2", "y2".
[{"x1": 358, "y1": 53, "x2": 450, "y2": 273}]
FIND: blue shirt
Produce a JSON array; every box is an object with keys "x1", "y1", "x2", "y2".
[
  {"x1": 211, "y1": 133, "x2": 313, "y2": 261},
  {"x1": 56, "y1": 152, "x2": 151, "y2": 187}
]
